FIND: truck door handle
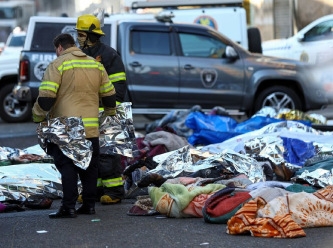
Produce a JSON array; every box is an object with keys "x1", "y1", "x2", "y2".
[
  {"x1": 184, "y1": 64, "x2": 194, "y2": 70},
  {"x1": 130, "y1": 61, "x2": 142, "y2": 67}
]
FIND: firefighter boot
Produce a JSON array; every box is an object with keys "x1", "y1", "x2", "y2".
[
  {"x1": 77, "y1": 186, "x2": 104, "y2": 203},
  {"x1": 100, "y1": 195, "x2": 122, "y2": 205},
  {"x1": 100, "y1": 185, "x2": 124, "y2": 205}
]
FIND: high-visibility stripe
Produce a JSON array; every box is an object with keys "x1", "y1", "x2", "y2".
[
  {"x1": 97, "y1": 178, "x2": 102, "y2": 187},
  {"x1": 57, "y1": 59, "x2": 104, "y2": 75},
  {"x1": 109, "y1": 72, "x2": 126, "y2": 83},
  {"x1": 99, "y1": 81, "x2": 114, "y2": 94},
  {"x1": 82, "y1": 117, "x2": 99, "y2": 127},
  {"x1": 102, "y1": 177, "x2": 124, "y2": 188},
  {"x1": 39, "y1": 81, "x2": 59, "y2": 93}
]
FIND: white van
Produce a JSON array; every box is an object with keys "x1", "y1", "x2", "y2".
[
  {"x1": 131, "y1": 0, "x2": 262, "y2": 53},
  {"x1": 0, "y1": 1, "x2": 35, "y2": 42}
]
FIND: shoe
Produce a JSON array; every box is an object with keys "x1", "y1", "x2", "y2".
[
  {"x1": 77, "y1": 193, "x2": 101, "y2": 203},
  {"x1": 100, "y1": 195, "x2": 121, "y2": 205},
  {"x1": 49, "y1": 206, "x2": 77, "y2": 219},
  {"x1": 76, "y1": 205, "x2": 96, "y2": 215}
]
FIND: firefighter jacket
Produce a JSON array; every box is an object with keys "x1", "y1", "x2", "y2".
[
  {"x1": 32, "y1": 47, "x2": 116, "y2": 138},
  {"x1": 82, "y1": 41, "x2": 127, "y2": 104}
]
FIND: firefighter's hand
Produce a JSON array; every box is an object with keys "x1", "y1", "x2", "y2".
[{"x1": 32, "y1": 113, "x2": 45, "y2": 123}]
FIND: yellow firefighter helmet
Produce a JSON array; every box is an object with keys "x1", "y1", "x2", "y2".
[{"x1": 76, "y1": 14, "x2": 105, "y2": 36}]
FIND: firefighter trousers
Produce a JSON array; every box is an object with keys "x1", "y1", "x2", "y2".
[{"x1": 47, "y1": 138, "x2": 99, "y2": 209}]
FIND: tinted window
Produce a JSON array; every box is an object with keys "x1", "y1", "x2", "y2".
[
  {"x1": 179, "y1": 33, "x2": 227, "y2": 58},
  {"x1": 31, "y1": 22, "x2": 111, "y2": 51},
  {"x1": 0, "y1": 7, "x2": 16, "y2": 19},
  {"x1": 304, "y1": 20, "x2": 333, "y2": 42},
  {"x1": 131, "y1": 31, "x2": 171, "y2": 55},
  {"x1": 8, "y1": 35, "x2": 25, "y2": 46}
]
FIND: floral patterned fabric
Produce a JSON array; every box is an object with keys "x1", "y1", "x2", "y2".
[
  {"x1": 227, "y1": 197, "x2": 306, "y2": 238},
  {"x1": 149, "y1": 178, "x2": 225, "y2": 218},
  {"x1": 258, "y1": 187, "x2": 333, "y2": 228},
  {"x1": 227, "y1": 186, "x2": 333, "y2": 238}
]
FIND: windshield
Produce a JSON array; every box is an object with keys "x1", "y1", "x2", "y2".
[
  {"x1": 0, "y1": 7, "x2": 17, "y2": 19},
  {"x1": 7, "y1": 34, "x2": 25, "y2": 47}
]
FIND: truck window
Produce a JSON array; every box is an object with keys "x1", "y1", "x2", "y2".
[
  {"x1": 303, "y1": 20, "x2": 333, "y2": 42},
  {"x1": 131, "y1": 30, "x2": 171, "y2": 55},
  {"x1": 31, "y1": 23, "x2": 111, "y2": 51},
  {"x1": 0, "y1": 7, "x2": 22, "y2": 19},
  {"x1": 179, "y1": 33, "x2": 227, "y2": 58},
  {"x1": 7, "y1": 34, "x2": 25, "y2": 47}
]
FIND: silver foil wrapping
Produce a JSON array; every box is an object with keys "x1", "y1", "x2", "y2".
[
  {"x1": 150, "y1": 146, "x2": 264, "y2": 182},
  {"x1": 297, "y1": 168, "x2": 333, "y2": 188},
  {"x1": 99, "y1": 102, "x2": 138, "y2": 157},
  {"x1": 0, "y1": 163, "x2": 62, "y2": 202},
  {"x1": 149, "y1": 146, "x2": 193, "y2": 178},
  {"x1": 36, "y1": 102, "x2": 138, "y2": 169},
  {"x1": 37, "y1": 116, "x2": 92, "y2": 170}
]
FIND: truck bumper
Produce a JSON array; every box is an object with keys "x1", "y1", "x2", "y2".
[{"x1": 12, "y1": 85, "x2": 32, "y2": 102}]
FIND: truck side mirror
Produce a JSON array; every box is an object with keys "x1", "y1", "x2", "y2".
[
  {"x1": 225, "y1": 46, "x2": 238, "y2": 59},
  {"x1": 296, "y1": 34, "x2": 304, "y2": 42}
]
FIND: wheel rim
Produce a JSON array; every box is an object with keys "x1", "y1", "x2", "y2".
[
  {"x1": 262, "y1": 92, "x2": 295, "y2": 110},
  {"x1": 4, "y1": 92, "x2": 29, "y2": 118}
]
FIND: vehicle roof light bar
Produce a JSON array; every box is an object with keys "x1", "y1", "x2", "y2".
[{"x1": 131, "y1": 0, "x2": 243, "y2": 9}]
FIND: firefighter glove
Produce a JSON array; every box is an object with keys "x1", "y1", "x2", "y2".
[{"x1": 32, "y1": 113, "x2": 45, "y2": 123}]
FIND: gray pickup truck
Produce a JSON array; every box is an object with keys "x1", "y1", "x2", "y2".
[{"x1": 10, "y1": 15, "x2": 329, "y2": 123}]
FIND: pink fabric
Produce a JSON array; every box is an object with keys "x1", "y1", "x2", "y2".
[
  {"x1": 183, "y1": 193, "x2": 214, "y2": 217},
  {"x1": 0, "y1": 203, "x2": 6, "y2": 212}
]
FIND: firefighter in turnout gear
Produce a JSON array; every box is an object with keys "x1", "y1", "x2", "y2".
[
  {"x1": 76, "y1": 14, "x2": 126, "y2": 205},
  {"x1": 32, "y1": 33, "x2": 117, "y2": 218}
]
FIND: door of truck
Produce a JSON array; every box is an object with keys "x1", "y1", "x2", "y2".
[
  {"x1": 123, "y1": 24, "x2": 180, "y2": 109},
  {"x1": 174, "y1": 26, "x2": 246, "y2": 110}
]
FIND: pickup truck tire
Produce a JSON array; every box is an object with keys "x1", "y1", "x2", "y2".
[
  {"x1": 254, "y1": 86, "x2": 302, "y2": 113},
  {"x1": 247, "y1": 27, "x2": 262, "y2": 54},
  {"x1": 0, "y1": 84, "x2": 31, "y2": 123}
]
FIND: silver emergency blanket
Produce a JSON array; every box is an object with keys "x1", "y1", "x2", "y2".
[
  {"x1": 36, "y1": 102, "x2": 138, "y2": 170},
  {"x1": 149, "y1": 146, "x2": 264, "y2": 182},
  {"x1": 297, "y1": 169, "x2": 333, "y2": 188},
  {"x1": 99, "y1": 102, "x2": 138, "y2": 157},
  {"x1": 0, "y1": 163, "x2": 62, "y2": 202},
  {"x1": 199, "y1": 120, "x2": 333, "y2": 186},
  {"x1": 37, "y1": 116, "x2": 92, "y2": 170}
]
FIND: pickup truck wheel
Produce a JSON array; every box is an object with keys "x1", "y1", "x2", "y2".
[
  {"x1": 0, "y1": 84, "x2": 32, "y2": 123},
  {"x1": 254, "y1": 86, "x2": 302, "y2": 114}
]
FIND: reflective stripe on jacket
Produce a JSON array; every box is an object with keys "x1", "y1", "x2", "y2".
[
  {"x1": 98, "y1": 177, "x2": 124, "y2": 188},
  {"x1": 83, "y1": 42, "x2": 127, "y2": 103},
  {"x1": 32, "y1": 47, "x2": 116, "y2": 138}
]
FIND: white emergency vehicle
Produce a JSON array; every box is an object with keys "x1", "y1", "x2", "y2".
[
  {"x1": 131, "y1": 0, "x2": 262, "y2": 53},
  {"x1": 262, "y1": 14, "x2": 333, "y2": 64}
]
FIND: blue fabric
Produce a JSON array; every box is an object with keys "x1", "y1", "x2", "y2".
[
  {"x1": 234, "y1": 116, "x2": 282, "y2": 133},
  {"x1": 185, "y1": 112, "x2": 314, "y2": 146},
  {"x1": 281, "y1": 137, "x2": 315, "y2": 167},
  {"x1": 185, "y1": 112, "x2": 240, "y2": 145},
  {"x1": 186, "y1": 113, "x2": 283, "y2": 146}
]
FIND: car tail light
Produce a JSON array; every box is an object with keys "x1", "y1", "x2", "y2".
[{"x1": 19, "y1": 60, "x2": 29, "y2": 82}]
